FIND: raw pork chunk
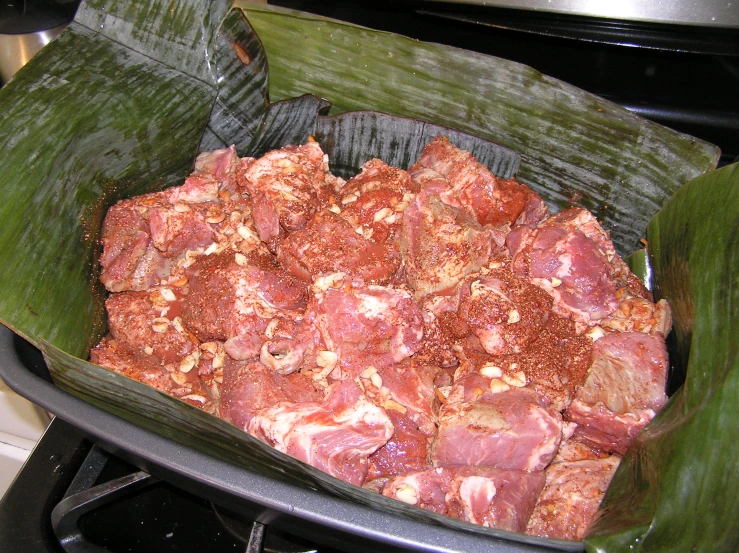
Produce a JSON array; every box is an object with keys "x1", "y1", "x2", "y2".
[
  {"x1": 381, "y1": 465, "x2": 545, "y2": 533},
  {"x1": 182, "y1": 250, "x2": 306, "y2": 362},
  {"x1": 457, "y1": 269, "x2": 553, "y2": 356},
  {"x1": 526, "y1": 455, "x2": 621, "y2": 540},
  {"x1": 565, "y1": 331, "x2": 668, "y2": 454},
  {"x1": 248, "y1": 380, "x2": 394, "y2": 486},
  {"x1": 366, "y1": 409, "x2": 432, "y2": 481},
  {"x1": 99, "y1": 146, "x2": 241, "y2": 292},
  {"x1": 358, "y1": 359, "x2": 441, "y2": 435},
  {"x1": 431, "y1": 388, "x2": 562, "y2": 471},
  {"x1": 486, "y1": 314, "x2": 593, "y2": 412},
  {"x1": 400, "y1": 193, "x2": 492, "y2": 298},
  {"x1": 219, "y1": 359, "x2": 324, "y2": 430},
  {"x1": 104, "y1": 288, "x2": 198, "y2": 365},
  {"x1": 311, "y1": 276, "x2": 425, "y2": 377},
  {"x1": 337, "y1": 158, "x2": 419, "y2": 245},
  {"x1": 508, "y1": 207, "x2": 627, "y2": 323},
  {"x1": 238, "y1": 141, "x2": 332, "y2": 243},
  {"x1": 90, "y1": 336, "x2": 214, "y2": 412},
  {"x1": 409, "y1": 136, "x2": 549, "y2": 227},
  {"x1": 277, "y1": 209, "x2": 400, "y2": 285}
]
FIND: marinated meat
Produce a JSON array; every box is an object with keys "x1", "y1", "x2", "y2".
[
  {"x1": 311, "y1": 275, "x2": 424, "y2": 378},
  {"x1": 381, "y1": 465, "x2": 545, "y2": 533},
  {"x1": 599, "y1": 295, "x2": 672, "y2": 336},
  {"x1": 565, "y1": 331, "x2": 669, "y2": 454},
  {"x1": 457, "y1": 269, "x2": 553, "y2": 356},
  {"x1": 104, "y1": 288, "x2": 198, "y2": 365},
  {"x1": 90, "y1": 336, "x2": 215, "y2": 412},
  {"x1": 358, "y1": 359, "x2": 441, "y2": 435},
  {"x1": 508, "y1": 207, "x2": 626, "y2": 323},
  {"x1": 248, "y1": 380, "x2": 394, "y2": 487},
  {"x1": 277, "y1": 209, "x2": 400, "y2": 285},
  {"x1": 431, "y1": 387, "x2": 562, "y2": 471},
  {"x1": 337, "y1": 158, "x2": 418, "y2": 245},
  {"x1": 400, "y1": 193, "x2": 492, "y2": 298},
  {"x1": 219, "y1": 358, "x2": 324, "y2": 430},
  {"x1": 526, "y1": 455, "x2": 621, "y2": 541},
  {"x1": 238, "y1": 141, "x2": 332, "y2": 243},
  {"x1": 98, "y1": 193, "x2": 175, "y2": 293},
  {"x1": 99, "y1": 145, "x2": 245, "y2": 293},
  {"x1": 170, "y1": 145, "x2": 239, "y2": 204},
  {"x1": 366, "y1": 409, "x2": 432, "y2": 480},
  {"x1": 409, "y1": 136, "x2": 549, "y2": 227},
  {"x1": 93, "y1": 138, "x2": 672, "y2": 540},
  {"x1": 146, "y1": 205, "x2": 214, "y2": 258},
  {"x1": 487, "y1": 314, "x2": 593, "y2": 411},
  {"x1": 181, "y1": 250, "x2": 306, "y2": 362}
]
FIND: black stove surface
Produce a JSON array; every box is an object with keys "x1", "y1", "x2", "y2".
[{"x1": 0, "y1": 418, "x2": 343, "y2": 553}]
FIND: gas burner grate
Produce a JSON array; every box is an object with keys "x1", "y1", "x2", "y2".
[{"x1": 50, "y1": 445, "x2": 333, "y2": 553}]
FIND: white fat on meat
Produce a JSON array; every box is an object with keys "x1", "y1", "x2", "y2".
[
  {"x1": 381, "y1": 465, "x2": 545, "y2": 533},
  {"x1": 455, "y1": 476, "x2": 497, "y2": 526},
  {"x1": 248, "y1": 380, "x2": 393, "y2": 487}
]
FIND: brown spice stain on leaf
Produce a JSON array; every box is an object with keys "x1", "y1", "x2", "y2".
[{"x1": 232, "y1": 42, "x2": 252, "y2": 66}]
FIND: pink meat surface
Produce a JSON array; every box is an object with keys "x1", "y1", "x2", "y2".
[
  {"x1": 146, "y1": 206, "x2": 214, "y2": 258},
  {"x1": 98, "y1": 194, "x2": 174, "y2": 292},
  {"x1": 485, "y1": 313, "x2": 593, "y2": 412},
  {"x1": 277, "y1": 209, "x2": 401, "y2": 285},
  {"x1": 337, "y1": 158, "x2": 418, "y2": 245},
  {"x1": 359, "y1": 359, "x2": 441, "y2": 435},
  {"x1": 382, "y1": 465, "x2": 545, "y2": 533},
  {"x1": 104, "y1": 288, "x2": 197, "y2": 365},
  {"x1": 219, "y1": 359, "x2": 324, "y2": 430},
  {"x1": 169, "y1": 145, "x2": 238, "y2": 205},
  {"x1": 367, "y1": 409, "x2": 432, "y2": 480},
  {"x1": 509, "y1": 207, "x2": 625, "y2": 323},
  {"x1": 431, "y1": 388, "x2": 562, "y2": 471},
  {"x1": 409, "y1": 136, "x2": 549, "y2": 227},
  {"x1": 90, "y1": 336, "x2": 214, "y2": 412},
  {"x1": 93, "y1": 140, "x2": 675, "y2": 541},
  {"x1": 565, "y1": 331, "x2": 668, "y2": 454},
  {"x1": 99, "y1": 147, "x2": 244, "y2": 293},
  {"x1": 238, "y1": 141, "x2": 331, "y2": 242},
  {"x1": 526, "y1": 455, "x2": 621, "y2": 540},
  {"x1": 400, "y1": 193, "x2": 492, "y2": 298},
  {"x1": 248, "y1": 380, "x2": 394, "y2": 486},
  {"x1": 312, "y1": 278, "x2": 424, "y2": 377},
  {"x1": 181, "y1": 250, "x2": 306, "y2": 362}
]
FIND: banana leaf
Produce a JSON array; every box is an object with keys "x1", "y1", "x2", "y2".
[
  {"x1": 0, "y1": 0, "x2": 734, "y2": 551},
  {"x1": 587, "y1": 162, "x2": 739, "y2": 553},
  {"x1": 240, "y1": 3, "x2": 720, "y2": 256}
]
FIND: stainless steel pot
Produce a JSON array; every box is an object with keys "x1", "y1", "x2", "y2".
[{"x1": 0, "y1": 0, "x2": 79, "y2": 84}]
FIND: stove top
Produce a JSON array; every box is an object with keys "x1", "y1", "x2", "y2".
[{"x1": 0, "y1": 418, "x2": 349, "y2": 553}]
